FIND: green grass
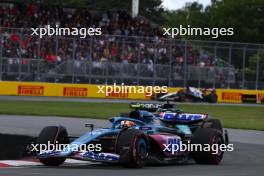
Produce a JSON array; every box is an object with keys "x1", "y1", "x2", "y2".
[
  {"x1": 176, "y1": 104, "x2": 264, "y2": 131},
  {"x1": 0, "y1": 100, "x2": 263, "y2": 131}
]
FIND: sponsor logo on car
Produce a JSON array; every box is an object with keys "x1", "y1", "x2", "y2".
[
  {"x1": 18, "y1": 85, "x2": 44, "y2": 96},
  {"x1": 82, "y1": 151, "x2": 119, "y2": 161},
  {"x1": 131, "y1": 103, "x2": 162, "y2": 109}
]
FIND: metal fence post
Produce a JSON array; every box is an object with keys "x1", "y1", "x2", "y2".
[
  {"x1": 153, "y1": 43, "x2": 157, "y2": 86},
  {"x1": 0, "y1": 35, "x2": 3, "y2": 81},
  {"x1": 137, "y1": 43, "x2": 140, "y2": 86},
  {"x1": 228, "y1": 47, "x2": 232, "y2": 89},
  {"x1": 88, "y1": 38, "x2": 92, "y2": 84},
  {"x1": 184, "y1": 41, "x2": 187, "y2": 87},
  {"x1": 55, "y1": 36, "x2": 58, "y2": 57},
  {"x1": 213, "y1": 46, "x2": 217, "y2": 88},
  {"x1": 256, "y1": 49, "x2": 260, "y2": 90},
  {"x1": 18, "y1": 28, "x2": 22, "y2": 81},
  {"x1": 242, "y1": 47, "x2": 246, "y2": 89},
  {"x1": 169, "y1": 42, "x2": 172, "y2": 87},
  {"x1": 37, "y1": 34, "x2": 41, "y2": 79},
  {"x1": 54, "y1": 36, "x2": 59, "y2": 83},
  {"x1": 121, "y1": 39, "x2": 125, "y2": 84},
  {"x1": 198, "y1": 46, "x2": 201, "y2": 88},
  {"x1": 72, "y1": 38, "x2": 76, "y2": 83}
]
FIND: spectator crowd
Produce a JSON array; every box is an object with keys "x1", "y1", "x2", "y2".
[
  {"x1": 0, "y1": 2, "x2": 233, "y2": 85},
  {"x1": 0, "y1": 2, "x2": 218, "y2": 66}
]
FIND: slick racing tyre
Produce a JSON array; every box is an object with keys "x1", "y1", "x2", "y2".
[
  {"x1": 204, "y1": 119, "x2": 223, "y2": 133},
  {"x1": 116, "y1": 128, "x2": 148, "y2": 168},
  {"x1": 37, "y1": 126, "x2": 69, "y2": 166},
  {"x1": 203, "y1": 119, "x2": 229, "y2": 145},
  {"x1": 205, "y1": 93, "x2": 218, "y2": 103},
  {"x1": 177, "y1": 90, "x2": 186, "y2": 102},
  {"x1": 191, "y1": 128, "x2": 224, "y2": 165}
]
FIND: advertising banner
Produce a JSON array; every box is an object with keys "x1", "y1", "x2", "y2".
[{"x1": 0, "y1": 81, "x2": 263, "y2": 103}]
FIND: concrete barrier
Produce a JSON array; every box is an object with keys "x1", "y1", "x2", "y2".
[{"x1": 0, "y1": 81, "x2": 263, "y2": 103}]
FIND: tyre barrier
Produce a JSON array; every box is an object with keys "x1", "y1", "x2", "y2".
[{"x1": 0, "y1": 133, "x2": 35, "y2": 159}]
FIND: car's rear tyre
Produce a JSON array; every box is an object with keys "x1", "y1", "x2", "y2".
[
  {"x1": 177, "y1": 90, "x2": 186, "y2": 102},
  {"x1": 116, "y1": 128, "x2": 148, "y2": 168},
  {"x1": 204, "y1": 119, "x2": 223, "y2": 132},
  {"x1": 37, "y1": 126, "x2": 69, "y2": 166},
  {"x1": 205, "y1": 93, "x2": 218, "y2": 103},
  {"x1": 203, "y1": 119, "x2": 229, "y2": 145},
  {"x1": 191, "y1": 128, "x2": 224, "y2": 164}
]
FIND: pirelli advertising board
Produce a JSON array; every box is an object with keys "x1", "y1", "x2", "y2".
[
  {"x1": 0, "y1": 81, "x2": 151, "y2": 100},
  {"x1": 63, "y1": 87, "x2": 88, "y2": 97},
  {"x1": 18, "y1": 85, "x2": 44, "y2": 96},
  {"x1": 217, "y1": 89, "x2": 264, "y2": 104},
  {"x1": 0, "y1": 81, "x2": 263, "y2": 104}
]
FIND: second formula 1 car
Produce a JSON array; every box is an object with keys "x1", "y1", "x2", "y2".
[{"x1": 156, "y1": 87, "x2": 218, "y2": 103}]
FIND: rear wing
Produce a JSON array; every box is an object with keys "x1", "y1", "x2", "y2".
[
  {"x1": 129, "y1": 102, "x2": 163, "y2": 112},
  {"x1": 158, "y1": 92, "x2": 178, "y2": 101}
]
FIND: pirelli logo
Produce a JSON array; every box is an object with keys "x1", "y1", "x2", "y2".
[
  {"x1": 63, "y1": 87, "x2": 88, "y2": 97},
  {"x1": 105, "y1": 88, "x2": 128, "y2": 98},
  {"x1": 18, "y1": 85, "x2": 44, "y2": 96},
  {"x1": 222, "y1": 92, "x2": 241, "y2": 102}
]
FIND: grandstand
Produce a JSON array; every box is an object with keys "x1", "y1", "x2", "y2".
[{"x1": 0, "y1": 1, "x2": 263, "y2": 90}]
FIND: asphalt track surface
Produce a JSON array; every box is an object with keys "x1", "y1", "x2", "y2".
[
  {"x1": 0, "y1": 96, "x2": 263, "y2": 176},
  {"x1": 0, "y1": 115, "x2": 263, "y2": 176}
]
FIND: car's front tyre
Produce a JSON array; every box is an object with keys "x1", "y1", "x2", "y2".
[
  {"x1": 191, "y1": 128, "x2": 224, "y2": 164},
  {"x1": 37, "y1": 126, "x2": 69, "y2": 166},
  {"x1": 116, "y1": 128, "x2": 148, "y2": 168}
]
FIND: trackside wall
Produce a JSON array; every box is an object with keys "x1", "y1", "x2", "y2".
[{"x1": 0, "y1": 81, "x2": 263, "y2": 103}]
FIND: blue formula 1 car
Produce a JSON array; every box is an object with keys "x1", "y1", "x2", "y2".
[{"x1": 36, "y1": 103, "x2": 229, "y2": 168}]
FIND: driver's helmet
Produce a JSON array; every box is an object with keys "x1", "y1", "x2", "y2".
[{"x1": 120, "y1": 120, "x2": 136, "y2": 128}]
